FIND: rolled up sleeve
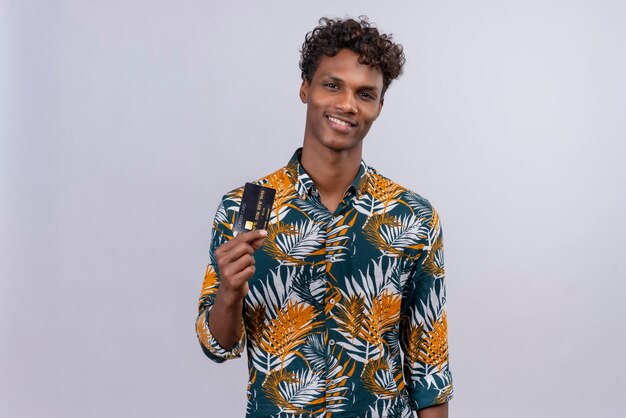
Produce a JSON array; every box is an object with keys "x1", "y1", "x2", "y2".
[
  {"x1": 195, "y1": 199, "x2": 246, "y2": 363},
  {"x1": 400, "y1": 209, "x2": 454, "y2": 410}
]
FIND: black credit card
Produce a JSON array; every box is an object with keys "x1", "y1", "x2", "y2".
[{"x1": 233, "y1": 183, "x2": 276, "y2": 232}]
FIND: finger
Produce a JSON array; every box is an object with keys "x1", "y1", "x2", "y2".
[
  {"x1": 223, "y1": 264, "x2": 256, "y2": 291},
  {"x1": 219, "y1": 242, "x2": 254, "y2": 265},
  {"x1": 237, "y1": 229, "x2": 268, "y2": 244},
  {"x1": 221, "y1": 253, "x2": 255, "y2": 279},
  {"x1": 231, "y1": 265, "x2": 256, "y2": 284},
  {"x1": 250, "y1": 236, "x2": 267, "y2": 251},
  {"x1": 217, "y1": 229, "x2": 267, "y2": 253}
]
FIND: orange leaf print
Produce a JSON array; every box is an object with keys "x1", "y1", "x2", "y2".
[
  {"x1": 245, "y1": 303, "x2": 268, "y2": 346},
  {"x1": 361, "y1": 357, "x2": 396, "y2": 399},
  {"x1": 264, "y1": 223, "x2": 311, "y2": 266},
  {"x1": 418, "y1": 311, "x2": 449, "y2": 371},
  {"x1": 262, "y1": 169, "x2": 296, "y2": 219},
  {"x1": 195, "y1": 311, "x2": 211, "y2": 349},
  {"x1": 368, "y1": 172, "x2": 405, "y2": 209},
  {"x1": 260, "y1": 301, "x2": 321, "y2": 361},
  {"x1": 423, "y1": 229, "x2": 444, "y2": 277},
  {"x1": 359, "y1": 290, "x2": 401, "y2": 350},
  {"x1": 400, "y1": 320, "x2": 425, "y2": 365},
  {"x1": 363, "y1": 213, "x2": 403, "y2": 257},
  {"x1": 335, "y1": 294, "x2": 366, "y2": 340},
  {"x1": 200, "y1": 265, "x2": 219, "y2": 299},
  {"x1": 262, "y1": 370, "x2": 305, "y2": 413}
]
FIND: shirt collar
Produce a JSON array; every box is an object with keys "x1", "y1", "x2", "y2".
[{"x1": 286, "y1": 148, "x2": 370, "y2": 200}]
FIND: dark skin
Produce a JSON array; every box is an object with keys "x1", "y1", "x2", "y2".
[
  {"x1": 208, "y1": 229, "x2": 266, "y2": 350},
  {"x1": 209, "y1": 48, "x2": 448, "y2": 418},
  {"x1": 299, "y1": 49, "x2": 384, "y2": 213}
]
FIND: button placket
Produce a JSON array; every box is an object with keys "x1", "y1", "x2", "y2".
[{"x1": 322, "y1": 216, "x2": 335, "y2": 416}]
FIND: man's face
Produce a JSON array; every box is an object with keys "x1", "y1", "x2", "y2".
[{"x1": 300, "y1": 49, "x2": 384, "y2": 154}]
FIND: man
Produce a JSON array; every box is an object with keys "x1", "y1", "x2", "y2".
[{"x1": 196, "y1": 17, "x2": 453, "y2": 418}]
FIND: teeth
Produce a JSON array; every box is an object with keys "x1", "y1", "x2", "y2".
[{"x1": 328, "y1": 116, "x2": 351, "y2": 127}]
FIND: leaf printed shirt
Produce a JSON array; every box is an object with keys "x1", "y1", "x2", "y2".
[{"x1": 197, "y1": 149, "x2": 453, "y2": 418}]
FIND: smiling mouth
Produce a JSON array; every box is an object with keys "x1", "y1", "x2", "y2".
[{"x1": 326, "y1": 115, "x2": 355, "y2": 127}]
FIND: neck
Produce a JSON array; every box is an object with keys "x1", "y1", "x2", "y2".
[{"x1": 300, "y1": 139, "x2": 362, "y2": 199}]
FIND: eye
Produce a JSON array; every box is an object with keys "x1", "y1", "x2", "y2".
[
  {"x1": 359, "y1": 91, "x2": 375, "y2": 100},
  {"x1": 323, "y1": 82, "x2": 338, "y2": 89}
]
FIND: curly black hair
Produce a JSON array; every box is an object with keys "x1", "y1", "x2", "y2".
[{"x1": 300, "y1": 16, "x2": 406, "y2": 97}]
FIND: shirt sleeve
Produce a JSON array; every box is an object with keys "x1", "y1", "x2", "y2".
[
  {"x1": 195, "y1": 199, "x2": 246, "y2": 363},
  {"x1": 400, "y1": 208, "x2": 454, "y2": 410}
]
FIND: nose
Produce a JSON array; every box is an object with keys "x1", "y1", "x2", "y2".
[{"x1": 335, "y1": 90, "x2": 357, "y2": 114}]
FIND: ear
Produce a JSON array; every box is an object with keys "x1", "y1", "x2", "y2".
[
  {"x1": 299, "y1": 79, "x2": 309, "y2": 103},
  {"x1": 374, "y1": 97, "x2": 384, "y2": 120}
]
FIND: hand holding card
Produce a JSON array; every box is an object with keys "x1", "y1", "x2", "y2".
[{"x1": 208, "y1": 183, "x2": 276, "y2": 349}]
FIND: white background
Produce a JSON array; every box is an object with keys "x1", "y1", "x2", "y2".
[{"x1": 2, "y1": 1, "x2": 625, "y2": 417}]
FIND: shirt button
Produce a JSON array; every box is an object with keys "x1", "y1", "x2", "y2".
[
  {"x1": 329, "y1": 339, "x2": 335, "y2": 346},
  {"x1": 329, "y1": 256, "x2": 336, "y2": 262},
  {"x1": 329, "y1": 298, "x2": 336, "y2": 305}
]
